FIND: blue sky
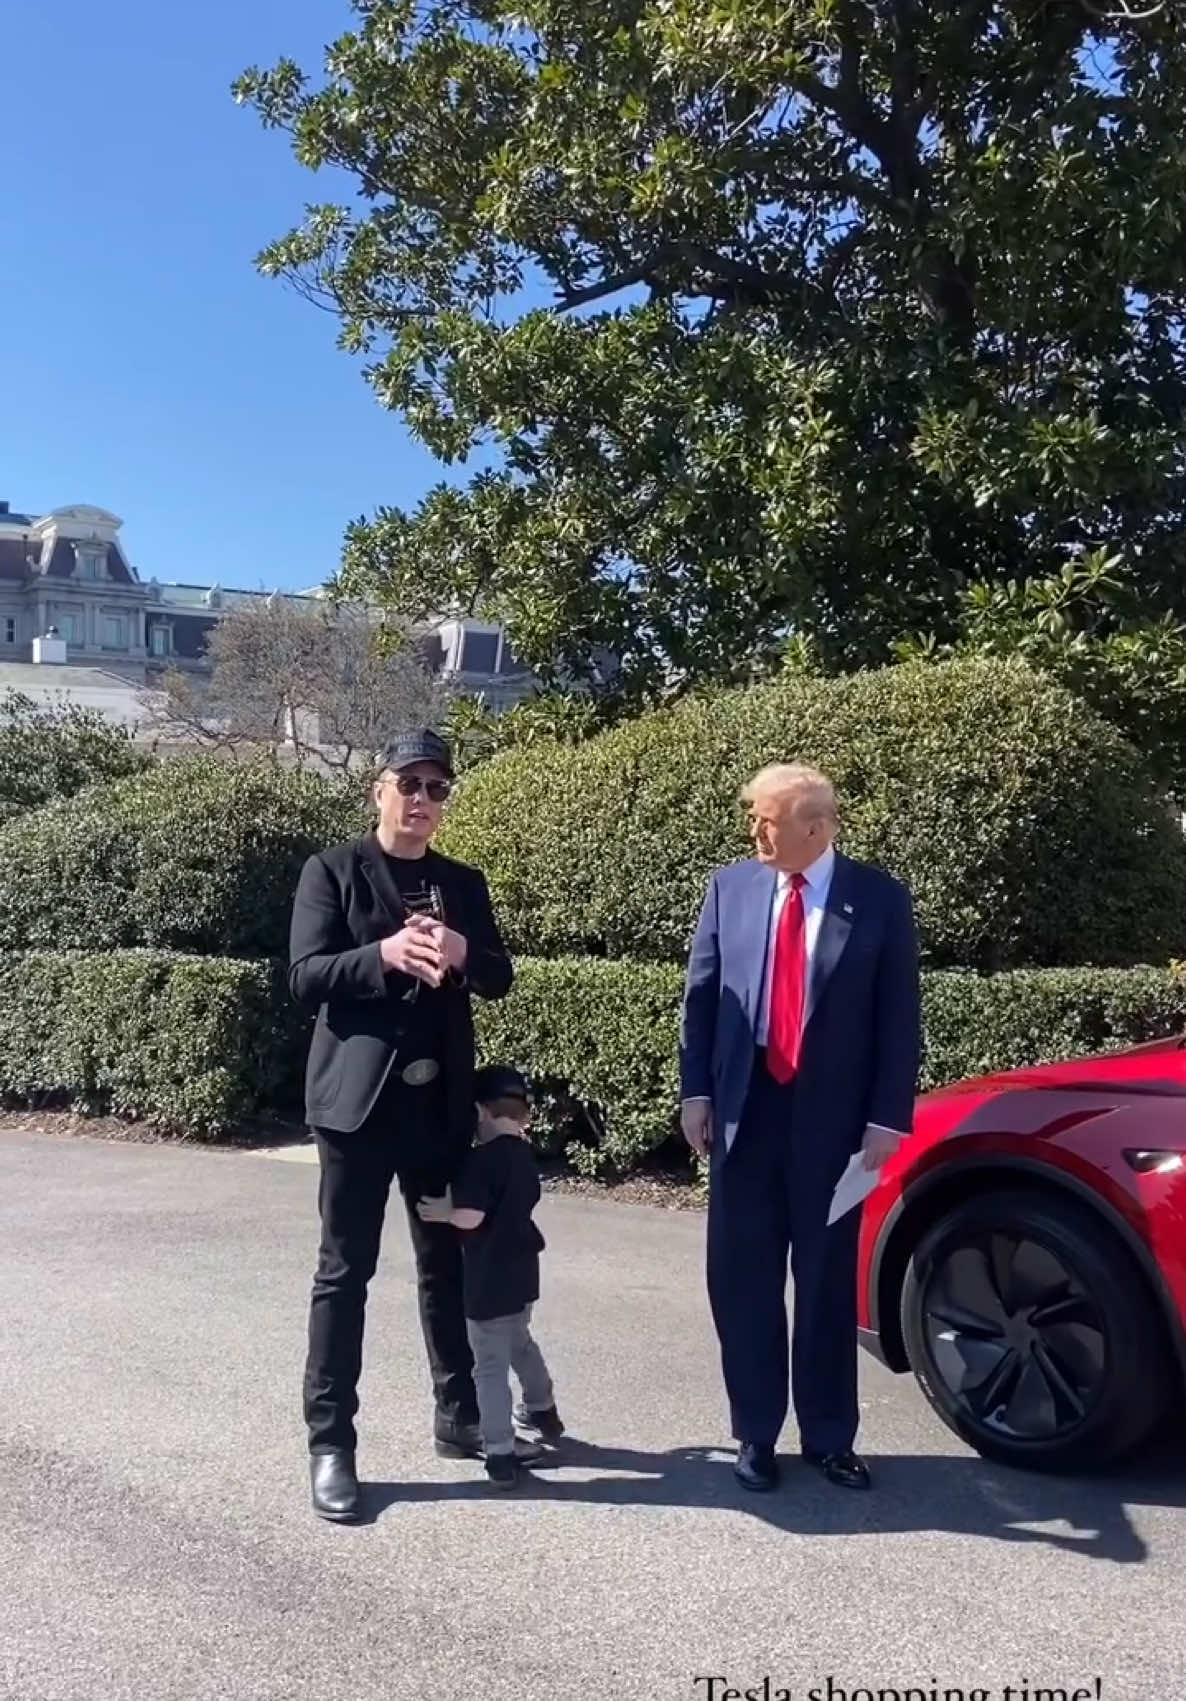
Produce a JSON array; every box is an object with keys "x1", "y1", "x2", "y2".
[{"x1": 0, "y1": 1, "x2": 466, "y2": 592}]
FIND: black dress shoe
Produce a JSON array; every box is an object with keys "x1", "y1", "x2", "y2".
[
  {"x1": 433, "y1": 1418, "x2": 484, "y2": 1459},
  {"x1": 802, "y1": 1447, "x2": 871, "y2": 1489},
  {"x1": 734, "y1": 1443, "x2": 779, "y2": 1492},
  {"x1": 310, "y1": 1450, "x2": 361, "y2": 1522}
]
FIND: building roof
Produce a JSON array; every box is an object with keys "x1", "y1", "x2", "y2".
[
  {"x1": 0, "y1": 538, "x2": 32, "y2": 579},
  {"x1": 0, "y1": 662, "x2": 156, "y2": 731},
  {"x1": 149, "y1": 581, "x2": 323, "y2": 609},
  {"x1": 0, "y1": 662, "x2": 141, "y2": 693}
]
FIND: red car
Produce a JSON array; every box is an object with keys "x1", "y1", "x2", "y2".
[{"x1": 858, "y1": 1035, "x2": 1186, "y2": 1471}]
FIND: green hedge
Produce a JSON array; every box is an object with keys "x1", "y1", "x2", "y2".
[
  {"x1": 440, "y1": 658, "x2": 1186, "y2": 972},
  {"x1": 0, "y1": 757, "x2": 364, "y2": 959},
  {"x1": 0, "y1": 950, "x2": 305, "y2": 1138},
  {"x1": 477, "y1": 959, "x2": 1186, "y2": 1172},
  {"x1": 476, "y1": 958, "x2": 686, "y2": 1172},
  {"x1": 0, "y1": 689, "x2": 152, "y2": 827},
  {"x1": 6, "y1": 659, "x2": 1183, "y2": 978},
  {"x1": 3, "y1": 950, "x2": 1181, "y2": 1168}
]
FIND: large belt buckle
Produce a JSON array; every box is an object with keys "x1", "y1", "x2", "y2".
[{"x1": 401, "y1": 1057, "x2": 440, "y2": 1087}]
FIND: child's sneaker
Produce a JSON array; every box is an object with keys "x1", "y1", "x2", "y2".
[
  {"x1": 485, "y1": 1451, "x2": 520, "y2": 1490},
  {"x1": 514, "y1": 1403, "x2": 565, "y2": 1443},
  {"x1": 485, "y1": 1438, "x2": 541, "y2": 1488}
]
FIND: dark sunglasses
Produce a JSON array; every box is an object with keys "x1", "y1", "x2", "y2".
[{"x1": 389, "y1": 773, "x2": 452, "y2": 803}]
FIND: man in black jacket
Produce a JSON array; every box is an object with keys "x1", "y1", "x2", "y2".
[{"x1": 288, "y1": 727, "x2": 513, "y2": 1522}]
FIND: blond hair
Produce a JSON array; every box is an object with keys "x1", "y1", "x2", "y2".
[{"x1": 741, "y1": 762, "x2": 838, "y2": 823}]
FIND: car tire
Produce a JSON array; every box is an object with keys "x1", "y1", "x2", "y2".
[{"x1": 900, "y1": 1188, "x2": 1171, "y2": 1472}]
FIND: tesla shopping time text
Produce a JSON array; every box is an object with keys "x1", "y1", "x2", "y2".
[{"x1": 690, "y1": 1679, "x2": 1105, "y2": 1701}]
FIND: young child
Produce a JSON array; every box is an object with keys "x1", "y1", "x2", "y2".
[{"x1": 417, "y1": 1065, "x2": 564, "y2": 1489}]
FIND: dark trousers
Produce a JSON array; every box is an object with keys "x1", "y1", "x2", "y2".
[
  {"x1": 706, "y1": 1058, "x2": 862, "y2": 1455},
  {"x1": 303, "y1": 1073, "x2": 477, "y2": 1453}
]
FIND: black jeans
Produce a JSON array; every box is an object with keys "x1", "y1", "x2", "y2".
[{"x1": 303, "y1": 1073, "x2": 477, "y2": 1453}]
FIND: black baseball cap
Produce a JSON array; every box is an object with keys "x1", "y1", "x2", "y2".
[
  {"x1": 474, "y1": 1065, "x2": 530, "y2": 1107},
  {"x1": 376, "y1": 728, "x2": 454, "y2": 780}
]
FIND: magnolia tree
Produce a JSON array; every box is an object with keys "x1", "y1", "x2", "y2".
[{"x1": 235, "y1": 0, "x2": 1186, "y2": 719}]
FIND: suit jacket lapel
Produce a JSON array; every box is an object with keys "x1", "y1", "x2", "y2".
[
  {"x1": 747, "y1": 861, "x2": 778, "y2": 1025},
  {"x1": 357, "y1": 833, "x2": 408, "y2": 930},
  {"x1": 806, "y1": 853, "x2": 856, "y2": 1025}
]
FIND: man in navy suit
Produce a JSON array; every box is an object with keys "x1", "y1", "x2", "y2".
[{"x1": 680, "y1": 763, "x2": 921, "y2": 1492}]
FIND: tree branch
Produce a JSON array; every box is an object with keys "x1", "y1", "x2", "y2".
[
  {"x1": 817, "y1": 225, "x2": 871, "y2": 305},
  {"x1": 728, "y1": 142, "x2": 901, "y2": 218},
  {"x1": 556, "y1": 260, "x2": 666, "y2": 310},
  {"x1": 556, "y1": 239, "x2": 819, "y2": 313},
  {"x1": 791, "y1": 67, "x2": 891, "y2": 161}
]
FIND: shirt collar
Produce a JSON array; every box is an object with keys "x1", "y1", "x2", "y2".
[{"x1": 778, "y1": 844, "x2": 835, "y2": 893}]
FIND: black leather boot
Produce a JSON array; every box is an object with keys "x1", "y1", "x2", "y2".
[
  {"x1": 433, "y1": 1417, "x2": 484, "y2": 1459},
  {"x1": 310, "y1": 1449, "x2": 361, "y2": 1522}
]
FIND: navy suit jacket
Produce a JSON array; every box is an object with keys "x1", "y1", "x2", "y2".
[{"x1": 679, "y1": 853, "x2": 922, "y2": 1157}]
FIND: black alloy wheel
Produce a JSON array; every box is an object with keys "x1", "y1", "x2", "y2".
[{"x1": 900, "y1": 1189, "x2": 1172, "y2": 1472}]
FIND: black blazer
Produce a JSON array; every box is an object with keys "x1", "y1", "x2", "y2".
[{"x1": 288, "y1": 833, "x2": 513, "y2": 1138}]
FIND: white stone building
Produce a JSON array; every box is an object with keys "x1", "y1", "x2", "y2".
[{"x1": 0, "y1": 500, "x2": 534, "y2": 727}]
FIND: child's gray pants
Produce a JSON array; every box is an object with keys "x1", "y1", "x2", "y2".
[{"x1": 466, "y1": 1305, "x2": 554, "y2": 1454}]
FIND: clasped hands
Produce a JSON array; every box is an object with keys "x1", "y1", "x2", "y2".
[{"x1": 379, "y1": 911, "x2": 467, "y2": 987}]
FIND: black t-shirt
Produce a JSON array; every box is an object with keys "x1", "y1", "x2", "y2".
[
  {"x1": 451, "y1": 1134, "x2": 546, "y2": 1322},
  {"x1": 384, "y1": 853, "x2": 446, "y2": 1062}
]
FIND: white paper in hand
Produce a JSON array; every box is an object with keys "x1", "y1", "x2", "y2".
[{"x1": 827, "y1": 1152, "x2": 881, "y2": 1226}]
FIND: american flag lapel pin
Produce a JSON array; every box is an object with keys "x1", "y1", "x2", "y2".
[{"x1": 843, "y1": 903, "x2": 854, "y2": 915}]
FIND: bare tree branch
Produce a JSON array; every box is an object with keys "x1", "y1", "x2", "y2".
[{"x1": 140, "y1": 600, "x2": 448, "y2": 774}]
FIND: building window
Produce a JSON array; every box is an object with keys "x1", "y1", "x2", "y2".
[
  {"x1": 78, "y1": 549, "x2": 105, "y2": 580},
  {"x1": 3, "y1": 617, "x2": 14, "y2": 645},
  {"x1": 103, "y1": 616, "x2": 127, "y2": 650},
  {"x1": 150, "y1": 624, "x2": 171, "y2": 657},
  {"x1": 459, "y1": 629, "x2": 500, "y2": 675},
  {"x1": 498, "y1": 639, "x2": 525, "y2": 675},
  {"x1": 57, "y1": 614, "x2": 81, "y2": 645}
]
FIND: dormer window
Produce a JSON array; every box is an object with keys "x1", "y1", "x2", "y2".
[{"x1": 77, "y1": 547, "x2": 105, "y2": 580}]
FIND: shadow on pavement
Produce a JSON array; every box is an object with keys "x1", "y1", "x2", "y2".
[{"x1": 359, "y1": 1432, "x2": 1186, "y2": 1562}]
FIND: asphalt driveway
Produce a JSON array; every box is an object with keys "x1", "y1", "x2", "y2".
[{"x1": 1, "y1": 1128, "x2": 1183, "y2": 1701}]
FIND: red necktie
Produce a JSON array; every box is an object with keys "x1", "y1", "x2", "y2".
[{"x1": 767, "y1": 873, "x2": 807, "y2": 1084}]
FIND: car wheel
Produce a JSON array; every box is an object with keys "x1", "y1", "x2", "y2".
[{"x1": 900, "y1": 1188, "x2": 1171, "y2": 1472}]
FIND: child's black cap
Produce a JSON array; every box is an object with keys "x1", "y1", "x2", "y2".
[{"x1": 474, "y1": 1064, "x2": 530, "y2": 1106}]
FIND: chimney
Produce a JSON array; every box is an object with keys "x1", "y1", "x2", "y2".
[{"x1": 33, "y1": 627, "x2": 68, "y2": 665}]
